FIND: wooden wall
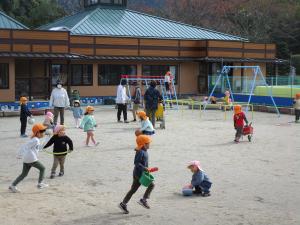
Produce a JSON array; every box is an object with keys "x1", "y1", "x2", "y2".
[{"x1": 0, "y1": 29, "x2": 276, "y2": 60}]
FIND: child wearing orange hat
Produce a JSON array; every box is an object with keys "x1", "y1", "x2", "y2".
[
  {"x1": 43, "y1": 125, "x2": 73, "y2": 179},
  {"x1": 293, "y1": 93, "x2": 300, "y2": 123},
  {"x1": 119, "y1": 135, "x2": 157, "y2": 214},
  {"x1": 9, "y1": 124, "x2": 48, "y2": 193},
  {"x1": 19, "y1": 97, "x2": 33, "y2": 138},
  {"x1": 136, "y1": 111, "x2": 155, "y2": 136},
  {"x1": 80, "y1": 106, "x2": 99, "y2": 147},
  {"x1": 233, "y1": 105, "x2": 248, "y2": 143},
  {"x1": 185, "y1": 160, "x2": 212, "y2": 197}
]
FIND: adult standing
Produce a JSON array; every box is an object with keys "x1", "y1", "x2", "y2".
[
  {"x1": 132, "y1": 84, "x2": 142, "y2": 122},
  {"x1": 49, "y1": 81, "x2": 70, "y2": 125},
  {"x1": 116, "y1": 80, "x2": 129, "y2": 123},
  {"x1": 144, "y1": 81, "x2": 162, "y2": 128}
]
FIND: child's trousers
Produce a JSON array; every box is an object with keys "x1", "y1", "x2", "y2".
[
  {"x1": 51, "y1": 155, "x2": 66, "y2": 174},
  {"x1": 12, "y1": 161, "x2": 45, "y2": 186},
  {"x1": 75, "y1": 118, "x2": 81, "y2": 128},
  {"x1": 123, "y1": 176, "x2": 155, "y2": 204},
  {"x1": 295, "y1": 109, "x2": 300, "y2": 121},
  {"x1": 195, "y1": 180, "x2": 212, "y2": 194},
  {"x1": 235, "y1": 126, "x2": 243, "y2": 140},
  {"x1": 20, "y1": 117, "x2": 27, "y2": 135}
]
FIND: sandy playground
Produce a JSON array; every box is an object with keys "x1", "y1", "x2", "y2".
[{"x1": 0, "y1": 106, "x2": 299, "y2": 225}]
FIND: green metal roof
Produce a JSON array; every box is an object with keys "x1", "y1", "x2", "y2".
[
  {"x1": 40, "y1": 7, "x2": 246, "y2": 41},
  {"x1": 0, "y1": 10, "x2": 28, "y2": 29}
]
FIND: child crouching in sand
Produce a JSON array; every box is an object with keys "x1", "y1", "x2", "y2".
[
  {"x1": 136, "y1": 111, "x2": 155, "y2": 136},
  {"x1": 9, "y1": 124, "x2": 48, "y2": 193},
  {"x1": 186, "y1": 160, "x2": 212, "y2": 197},
  {"x1": 43, "y1": 125, "x2": 73, "y2": 179},
  {"x1": 119, "y1": 135, "x2": 156, "y2": 214},
  {"x1": 233, "y1": 105, "x2": 248, "y2": 143},
  {"x1": 80, "y1": 106, "x2": 99, "y2": 147}
]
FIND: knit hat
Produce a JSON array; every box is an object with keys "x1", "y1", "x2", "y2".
[
  {"x1": 20, "y1": 97, "x2": 27, "y2": 103},
  {"x1": 187, "y1": 160, "x2": 202, "y2": 171},
  {"x1": 137, "y1": 111, "x2": 147, "y2": 120},
  {"x1": 54, "y1": 125, "x2": 65, "y2": 134},
  {"x1": 296, "y1": 93, "x2": 300, "y2": 99},
  {"x1": 234, "y1": 105, "x2": 242, "y2": 114},
  {"x1": 46, "y1": 111, "x2": 53, "y2": 118},
  {"x1": 32, "y1": 123, "x2": 47, "y2": 137},
  {"x1": 136, "y1": 135, "x2": 151, "y2": 150},
  {"x1": 85, "y1": 106, "x2": 94, "y2": 113}
]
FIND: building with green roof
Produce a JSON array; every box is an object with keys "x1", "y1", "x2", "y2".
[{"x1": 0, "y1": 10, "x2": 28, "y2": 30}]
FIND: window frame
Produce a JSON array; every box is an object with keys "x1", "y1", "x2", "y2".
[
  {"x1": 0, "y1": 63, "x2": 9, "y2": 89},
  {"x1": 71, "y1": 64, "x2": 93, "y2": 86},
  {"x1": 98, "y1": 64, "x2": 137, "y2": 86}
]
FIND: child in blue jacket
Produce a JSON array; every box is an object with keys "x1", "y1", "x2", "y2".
[
  {"x1": 80, "y1": 106, "x2": 99, "y2": 147},
  {"x1": 71, "y1": 100, "x2": 83, "y2": 128},
  {"x1": 20, "y1": 97, "x2": 33, "y2": 137}
]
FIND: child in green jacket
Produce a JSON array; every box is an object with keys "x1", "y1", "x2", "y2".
[{"x1": 80, "y1": 106, "x2": 99, "y2": 147}]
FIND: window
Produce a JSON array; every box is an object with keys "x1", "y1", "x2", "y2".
[
  {"x1": 0, "y1": 64, "x2": 9, "y2": 89},
  {"x1": 51, "y1": 64, "x2": 68, "y2": 86},
  {"x1": 99, "y1": 64, "x2": 137, "y2": 85},
  {"x1": 71, "y1": 64, "x2": 93, "y2": 86},
  {"x1": 142, "y1": 65, "x2": 178, "y2": 84}
]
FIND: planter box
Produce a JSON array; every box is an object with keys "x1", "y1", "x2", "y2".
[
  {"x1": 267, "y1": 106, "x2": 278, "y2": 113},
  {"x1": 252, "y1": 105, "x2": 260, "y2": 112},
  {"x1": 279, "y1": 107, "x2": 294, "y2": 115},
  {"x1": 3, "y1": 111, "x2": 20, "y2": 117},
  {"x1": 0, "y1": 111, "x2": 3, "y2": 117},
  {"x1": 258, "y1": 105, "x2": 268, "y2": 112}
]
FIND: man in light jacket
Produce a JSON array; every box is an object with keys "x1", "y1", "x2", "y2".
[
  {"x1": 116, "y1": 80, "x2": 129, "y2": 123},
  {"x1": 49, "y1": 81, "x2": 70, "y2": 125}
]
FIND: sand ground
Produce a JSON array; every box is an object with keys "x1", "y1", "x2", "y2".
[{"x1": 0, "y1": 106, "x2": 299, "y2": 225}]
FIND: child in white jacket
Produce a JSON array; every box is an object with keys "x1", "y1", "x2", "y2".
[{"x1": 136, "y1": 111, "x2": 155, "y2": 136}]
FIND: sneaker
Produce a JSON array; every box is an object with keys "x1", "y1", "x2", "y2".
[
  {"x1": 37, "y1": 183, "x2": 49, "y2": 189},
  {"x1": 118, "y1": 120, "x2": 122, "y2": 123},
  {"x1": 9, "y1": 186, "x2": 20, "y2": 193},
  {"x1": 50, "y1": 173, "x2": 55, "y2": 179},
  {"x1": 58, "y1": 172, "x2": 64, "y2": 177},
  {"x1": 124, "y1": 120, "x2": 129, "y2": 123},
  {"x1": 202, "y1": 192, "x2": 211, "y2": 197},
  {"x1": 138, "y1": 198, "x2": 150, "y2": 209},
  {"x1": 20, "y1": 134, "x2": 28, "y2": 138},
  {"x1": 119, "y1": 202, "x2": 129, "y2": 214},
  {"x1": 132, "y1": 119, "x2": 137, "y2": 122},
  {"x1": 94, "y1": 142, "x2": 100, "y2": 146}
]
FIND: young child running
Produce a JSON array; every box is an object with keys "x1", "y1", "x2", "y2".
[
  {"x1": 43, "y1": 125, "x2": 73, "y2": 179},
  {"x1": 233, "y1": 105, "x2": 248, "y2": 143},
  {"x1": 72, "y1": 100, "x2": 83, "y2": 128},
  {"x1": 80, "y1": 106, "x2": 99, "y2": 147},
  {"x1": 293, "y1": 93, "x2": 300, "y2": 123},
  {"x1": 20, "y1": 97, "x2": 33, "y2": 138},
  {"x1": 136, "y1": 111, "x2": 155, "y2": 135},
  {"x1": 9, "y1": 124, "x2": 48, "y2": 193},
  {"x1": 119, "y1": 135, "x2": 155, "y2": 214},
  {"x1": 186, "y1": 160, "x2": 212, "y2": 197}
]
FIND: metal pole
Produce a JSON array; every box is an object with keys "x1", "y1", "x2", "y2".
[{"x1": 246, "y1": 67, "x2": 259, "y2": 113}]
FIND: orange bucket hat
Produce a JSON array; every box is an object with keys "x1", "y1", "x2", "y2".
[
  {"x1": 20, "y1": 97, "x2": 27, "y2": 103},
  {"x1": 137, "y1": 111, "x2": 147, "y2": 120},
  {"x1": 85, "y1": 106, "x2": 94, "y2": 113},
  {"x1": 136, "y1": 135, "x2": 151, "y2": 150},
  {"x1": 32, "y1": 123, "x2": 47, "y2": 137},
  {"x1": 295, "y1": 93, "x2": 300, "y2": 99},
  {"x1": 234, "y1": 105, "x2": 242, "y2": 114}
]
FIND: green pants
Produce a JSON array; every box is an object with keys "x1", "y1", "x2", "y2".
[{"x1": 12, "y1": 161, "x2": 45, "y2": 186}]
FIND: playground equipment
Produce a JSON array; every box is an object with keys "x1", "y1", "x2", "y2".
[
  {"x1": 120, "y1": 75, "x2": 179, "y2": 110},
  {"x1": 204, "y1": 66, "x2": 280, "y2": 117}
]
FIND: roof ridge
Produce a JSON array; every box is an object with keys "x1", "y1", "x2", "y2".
[
  {"x1": 0, "y1": 10, "x2": 28, "y2": 29},
  {"x1": 70, "y1": 7, "x2": 99, "y2": 32},
  {"x1": 124, "y1": 8, "x2": 247, "y2": 41}
]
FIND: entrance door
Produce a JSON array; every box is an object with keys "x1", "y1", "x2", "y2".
[{"x1": 198, "y1": 62, "x2": 208, "y2": 94}]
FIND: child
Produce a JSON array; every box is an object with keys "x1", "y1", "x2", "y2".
[
  {"x1": 293, "y1": 93, "x2": 300, "y2": 123},
  {"x1": 186, "y1": 160, "x2": 212, "y2": 197},
  {"x1": 119, "y1": 135, "x2": 155, "y2": 214},
  {"x1": 9, "y1": 123, "x2": 48, "y2": 193},
  {"x1": 43, "y1": 111, "x2": 54, "y2": 130},
  {"x1": 20, "y1": 97, "x2": 33, "y2": 137},
  {"x1": 132, "y1": 85, "x2": 142, "y2": 122},
  {"x1": 72, "y1": 100, "x2": 83, "y2": 128},
  {"x1": 136, "y1": 111, "x2": 155, "y2": 135},
  {"x1": 233, "y1": 105, "x2": 248, "y2": 143},
  {"x1": 80, "y1": 106, "x2": 99, "y2": 147},
  {"x1": 43, "y1": 125, "x2": 73, "y2": 179}
]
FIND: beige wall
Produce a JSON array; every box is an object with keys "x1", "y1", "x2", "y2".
[
  {"x1": 179, "y1": 62, "x2": 199, "y2": 95},
  {"x1": 0, "y1": 59, "x2": 15, "y2": 102}
]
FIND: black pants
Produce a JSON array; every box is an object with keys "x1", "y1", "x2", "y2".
[
  {"x1": 117, "y1": 104, "x2": 127, "y2": 121},
  {"x1": 295, "y1": 109, "x2": 300, "y2": 121},
  {"x1": 123, "y1": 176, "x2": 155, "y2": 204},
  {"x1": 20, "y1": 117, "x2": 27, "y2": 135},
  {"x1": 235, "y1": 126, "x2": 243, "y2": 140}
]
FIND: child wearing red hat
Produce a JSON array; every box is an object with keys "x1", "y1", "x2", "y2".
[
  {"x1": 233, "y1": 105, "x2": 248, "y2": 143},
  {"x1": 186, "y1": 160, "x2": 212, "y2": 197},
  {"x1": 119, "y1": 135, "x2": 157, "y2": 214},
  {"x1": 9, "y1": 124, "x2": 48, "y2": 193}
]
